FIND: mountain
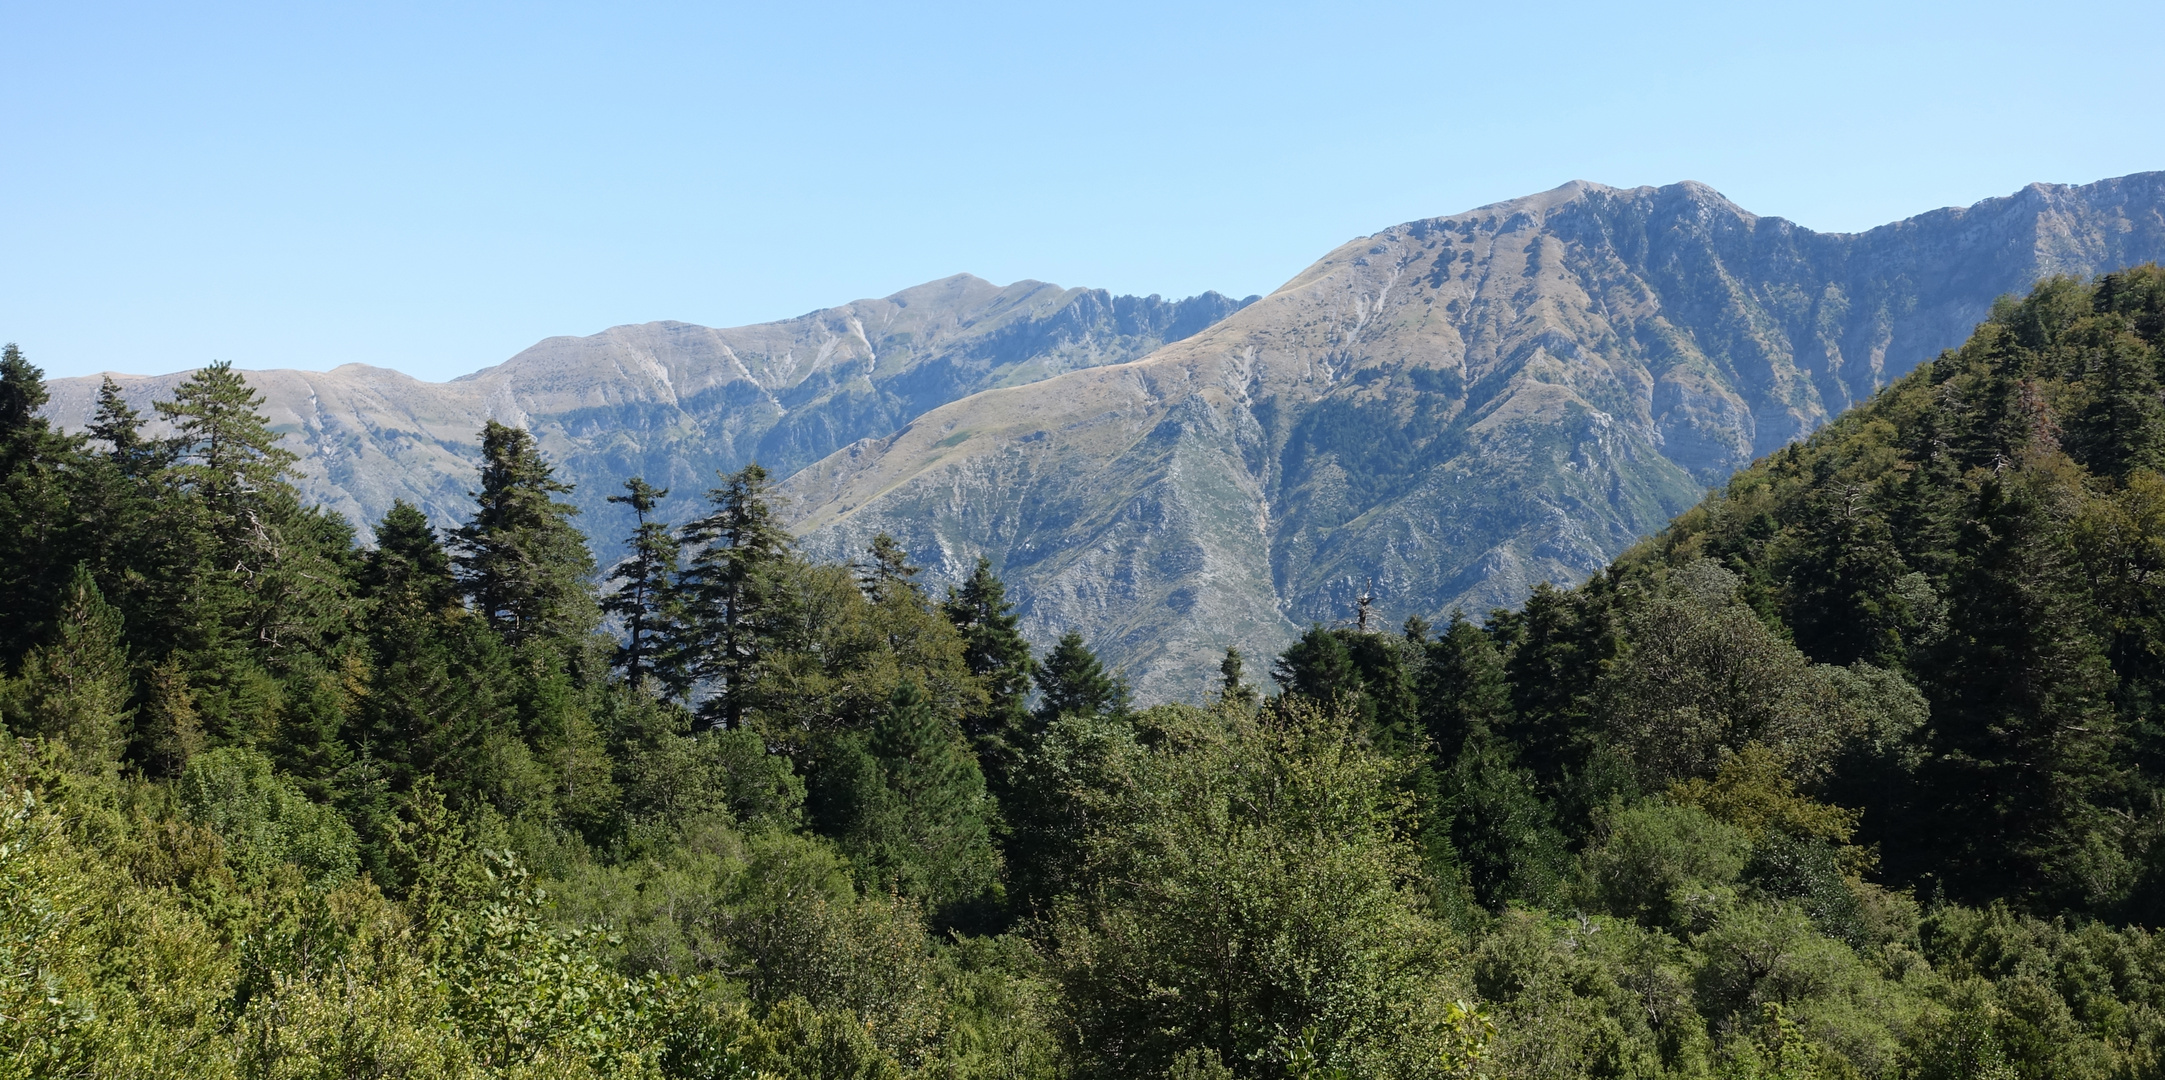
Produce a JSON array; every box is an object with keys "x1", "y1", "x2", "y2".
[
  {"x1": 39, "y1": 276, "x2": 1255, "y2": 559},
  {"x1": 782, "y1": 173, "x2": 2165, "y2": 700}
]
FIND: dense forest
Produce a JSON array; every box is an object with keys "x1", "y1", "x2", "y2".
[{"x1": 9, "y1": 268, "x2": 2165, "y2": 1079}]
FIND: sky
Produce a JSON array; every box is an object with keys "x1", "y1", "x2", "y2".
[{"x1": 5, "y1": 1, "x2": 2163, "y2": 383}]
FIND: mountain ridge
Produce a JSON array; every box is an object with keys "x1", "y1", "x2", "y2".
[
  {"x1": 40, "y1": 275, "x2": 1257, "y2": 555},
  {"x1": 783, "y1": 172, "x2": 2165, "y2": 699}
]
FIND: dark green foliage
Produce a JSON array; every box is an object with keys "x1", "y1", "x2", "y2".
[
  {"x1": 451, "y1": 420, "x2": 598, "y2": 647},
  {"x1": 942, "y1": 556, "x2": 1036, "y2": 783},
  {"x1": 1216, "y1": 646, "x2": 1258, "y2": 710},
  {"x1": 602, "y1": 477, "x2": 682, "y2": 687},
  {"x1": 11, "y1": 267, "x2": 2165, "y2": 1078},
  {"x1": 806, "y1": 681, "x2": 999, "y2": 914},
  {"x1": 677, "y1": 462, "x2": 791, "y2": 729},
  {"x1": 1033, "y1": 631, "x2": 1126, "y2": 724}
]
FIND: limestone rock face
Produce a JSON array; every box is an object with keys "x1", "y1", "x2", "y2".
[
  {"x1": 783, "y1": 173, "x2": 2165, "y2": 700},
  {"x1": 41, "y1": 276, "x2": 1254, "y2": 560}
]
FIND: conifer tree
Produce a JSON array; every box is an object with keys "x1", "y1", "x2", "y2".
[
  {"x1": 943, "y1": 556, "x2": 1036, "y2": 770},
  {"x1": 360, "y1": 500, "x2": 457, "y2": 612},
  {"x1": 137, "y1": 655, "x2": 204, "y2": 777},
  {"x1": 677, "y1": 462, "x2": 791, "y2": 729},
  {"x1": 1272, "y1": 625, "x2": 1361, "y2": 702},
  {"x1": 857, "y1": 532, "x2": 922, "y2": 602},
  {"x1": 1034, "y1": 631, "x2": 1126, "y2": 725},
  {"x1": 808, "y1": 681, "x2": 1000, "y2": 913},
  {"x1": 450, "y1": 421, "x2": 597, "y2": 647},
  {"x1": 1216, "y1": 646, "x2": 1258, "y2": 710},
  {"x1": 602, "y1": 477, "x2": 681, "y2": 689},
  {"x1": 87, "y1": 376, "x2": 158, "y2": 475},
  {"x1": 8, "y1": 564, "x2": 133, "y2": 773},
  {"x1": 1917, "y1": 467, "x2": 2123, "y2": 905},
  {"x1": 0, "y1": 347, "x2": 68, "y2": 664},
  {"x1": 1418, "y1": 612, "x2": 1513, "y2": 759}
]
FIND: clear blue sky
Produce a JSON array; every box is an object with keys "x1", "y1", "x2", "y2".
[{"x1": 6, "y1": 1, "x2": 2162, "y2": 382}]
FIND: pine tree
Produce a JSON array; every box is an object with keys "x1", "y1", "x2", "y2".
[
  {"x1": 450, "y1": 421, "x2": 597, "y2": 647},
  {"x1": 602, "y1": 477, "x2": 682, "y2": 689},
  {"x1": 677, "y1": 462, "x2": 791, "y2": 729},
  {"x1": 1034, "y1": 631, "x2": 1126, "y2": 725},
  {"x1": 1216, "y1": 646, "x2": 1258, "y2": 710},
  {"x1": 87, "y1": 376, "x2": 158, "y2": 475},
  {"x1": 857, "y1": 532, "x2": 922, "y2": 602},
  {"x1": 8, "y1": 565, "x2": 133, "y2": 773},
  {"x1": 943, "y1": 556, "x2": 1036, "y2": 773}
]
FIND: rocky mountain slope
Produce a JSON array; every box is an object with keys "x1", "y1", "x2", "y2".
[
  {"x1": 783, "y1": 173, "x2": 2165, "y2": 700},
  {"x1": 41, "y1": 276, "x2": 1254, "y2": 558}
]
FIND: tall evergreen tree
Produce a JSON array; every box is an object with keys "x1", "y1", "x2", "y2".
[
  {"x1": 1916, "y1": 466, "x2": 2124, "y2": 906},
  {"x1": 6, "y1": 564, "x2": 133, "y2": 774},
  {"x1": 1418, "y1": 612, "x2": 1513, "y2": 760},
  {"x1": 943, "y1": 556, "x2": 1036, "y2": 775},
  {"x1": 0, "y1": 344, "x2": 88, "y2": 667},
  {"x1": 807, "y1": 681, "x2": 1000, "y2": 914},
  {"x1": 602, "y1": 477, "x2": 681, "y2": 689},
  {"x1": 676, "y1": 462, "x2": 791, "y2": 730},
  {"x1": 1216, "y1": 646, "x2": 1258, "y2": 710},
  {"x1": 1272, "y1": 625, "x2": 1361, "y2": 703},
  {"x1": 360, "y1": 500, "x2": 457, "y2": 612},
  {"x1": 86, "y1": 376, "x2": 158, "y2": 475},
  {"x1": 857, "y1": 532, "x2": 922, "y2": 602},
  {"x1": 1034, "y1": 631, "x2": 1126, "y2": 725},
  {"x1": 450, "y1": 421, "x2": 597, "y2": 647}
]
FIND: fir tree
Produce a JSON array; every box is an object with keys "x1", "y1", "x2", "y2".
[
  {"x1": 0, "y1": 346, "x2": 70, "y2": 665},
  {"x1": 602, "y1": 477, "x2": 681, "y2": 689},
  {"x1": 7, "y1": 564, "x2": 133, "y2": 773},
  {"x1": 87, "y1": 376, "x2": 158, "y2": 475},
  {"x1": 677, "y1": 462, "x2": 791, "y2": 730},
  {"x1": 450, "y1": 421, "x2": 597, "y2": 647},
  {"x1": 1272, "y1": 625, "x2": 1360, "y2": 702},
  {"x1": 1034, "y1": 631, "x2": 1126, "y2": 725},
  {"x1": 1418, "y1": 612, "x2": 1513, "y2": 760},
  {"x1": 360, "y1": 500, "x2": 457, "y2": 613},
  {"x1": 857, "y1": 532, "x2": 922, "y2": 602},
  {"x1": 943, "y1": 556, "x2": 1036, "y2": 773},
  {"x1": 808, "y1": 681, "x2": 1000, "y2": 913},
  {"x1": 1216, "y1": 646, "x2": 1258, "y2": 710},
  {"x1": 137, "y1": 655, "x2": 204, "y2": 777}
]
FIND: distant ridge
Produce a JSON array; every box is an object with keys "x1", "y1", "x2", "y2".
[
  {"x1": 40, "y1": 276, "x2": 1256, "y2": 561},
  {"x1": 779, "y1": 172, "x2": 2165, "y2": 699}
]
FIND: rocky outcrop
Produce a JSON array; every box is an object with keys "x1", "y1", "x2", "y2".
[{"x1": 784, "y1": 173, "x2": 2165, "y2": 700}]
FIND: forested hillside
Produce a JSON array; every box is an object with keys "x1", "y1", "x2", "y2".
[{"x1": 9, "y1": 268, "x2": 2165, "y2": 1079}]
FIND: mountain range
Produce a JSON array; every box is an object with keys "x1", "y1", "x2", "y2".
[
  {"x1": 40, "y1": 278, "x2": 1253, "y2": 553},
  {"x1": 42, "y1": 172, "x2": 2165, "y2": 698}
]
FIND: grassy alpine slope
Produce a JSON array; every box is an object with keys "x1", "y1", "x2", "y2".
[{"x1": 10, "y1": 268, "x2": 2165, "y2": 1078}]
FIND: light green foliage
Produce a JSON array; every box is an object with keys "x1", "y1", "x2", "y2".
[
  {"x1": 1577, "y1": 799, "x2": 1751, "y2": 934},
  {"x1": 1047, "y1": 698, "x2": 1476, "y2": 1080},
  {"x1": 178, "y1": 746, "x2": 360, "y2": 885},
  {"x1": 5, "y1": 564, "x2": 132, "y2": 773}
]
